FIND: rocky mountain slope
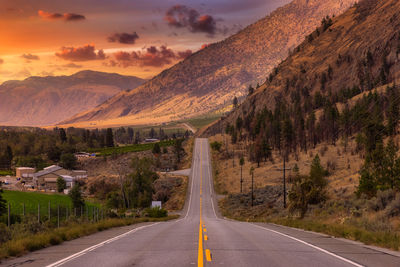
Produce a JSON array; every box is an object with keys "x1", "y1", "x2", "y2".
[
  {"x1": 205, "y1": 0, "x2": 400, "y2": 135},
  {"x1": 0, "y1": 70, "x2": 145, "y2": 126},
  {"x1": 61, "y1": 0, "x2": 356, "y2": 128}
]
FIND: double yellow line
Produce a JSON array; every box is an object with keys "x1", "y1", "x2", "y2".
[{"x1": 198, "y1": 141, "x2": 211, "y2": 267}]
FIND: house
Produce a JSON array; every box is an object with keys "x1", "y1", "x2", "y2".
[
  {"x1": 71, "y1": 170, "x2": 88, "y2": 179},
  {"x1": 74, "y1": 152, "x2": 96, "y2": 159},
  {"x1": 33, "y1": 165, "x2": 88, "y2": 191},
  {"x1": 144, "y1": 138, "x2": 160, "y2": 143},
  {"x1": 16, "y1": 167, "x2": 35, "y2": 181}
]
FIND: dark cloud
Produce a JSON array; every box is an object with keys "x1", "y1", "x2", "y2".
[
  {"x1": 164, "y1": 5, "x2": 217, "y2": 35},
  {"x1": 107, "y1": 32, "x2": 139, "y2": 44},
  {"x1": 55, "y1": 44, "x2": 105, "y2": 61},
  {"x1": 21, "y1": 53, "x2": 40, "y2": 60},
  {"x1": 38, "y1": 10, "x2": 86, "y2": 21},
  {"x1": 63, "y1": 63, "x2": 82, "y2": 68},
  {"x1": 64, "y1": 13, "x2": 86, "y2": 21},
  {"x1": 109, "y1": 45, "x2": 192, "y2": 68}
]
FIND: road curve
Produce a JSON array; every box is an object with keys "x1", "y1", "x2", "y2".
[{"x1": 3, "y1": 138, "x2": 400, "y2": 267}]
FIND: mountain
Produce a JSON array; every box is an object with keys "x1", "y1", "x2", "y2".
[
  {"x1": 0, "y1": 70, "x2": 145, "y2": 126},
  {"x1": 61, "y1": 0, "x2": 357, "y2": 128},
  {"x1": 204, "y1": 0, "x2": 400, "y2": 136}
]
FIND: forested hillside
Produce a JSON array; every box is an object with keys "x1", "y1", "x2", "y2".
[{"x1": 205, "y1": 0, "x2": 400, "y2": 198}]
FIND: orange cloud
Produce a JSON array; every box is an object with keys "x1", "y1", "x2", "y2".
[
  {"x1": 109, "y1": 45, "x2": 192, "y2": 68},
  {"x1": 55, "y1": 44, "x2": 105, "y2": 61},
  {"x1": 38, "y1": 10, "x2": 85, "y2": 21}
]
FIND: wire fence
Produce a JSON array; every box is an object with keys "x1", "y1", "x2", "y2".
[{"x1": 3, "y1": 202, "x2": 105, "y2": 228}]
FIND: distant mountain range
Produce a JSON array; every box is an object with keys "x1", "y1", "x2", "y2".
[
  {"x1": 0, "y1": 70, "x2": 145, "y2": 126},
  {"x1": 60, "y1": 0, "x2": 357, "y2": 128}
]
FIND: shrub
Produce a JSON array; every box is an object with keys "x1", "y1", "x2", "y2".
[
  {"x1": 368, "y1": 189, "x2": 395, "y2": 211},
  {"x1": 145, "y1": 207, "x2": 168, "y2": 218},
  {"x1": 210, "y1": 141, "x2": 222, "y2": 152},
  {"x1": 384, "y1": 193, "x2": 400, "y2": 217}
]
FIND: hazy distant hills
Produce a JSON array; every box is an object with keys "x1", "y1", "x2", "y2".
[
  {"x1": 0, "y1": 70, "x2": 145, "y2": 126},
  {"x1": 204, "y1": 0, "x2": 400, "y2": 135},
  {"x1": 61, "y1": 0, "x2": 357, "y2": 128}
]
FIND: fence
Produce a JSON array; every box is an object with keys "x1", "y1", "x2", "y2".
[{"x1": 4, "y1": 202, "x2": 105, "y2": 228}]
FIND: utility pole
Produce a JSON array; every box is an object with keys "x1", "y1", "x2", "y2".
[
  {"x1": 283, "y1": 158, "x2": 286, "y2": 209},
  {"x1": 276, "y1": 158, "x2": 292, "y2": 209},
  {"x1": 240, "y1": 157, "x2": 244, "y2": 193},
  {"x1": 250, "y1": 167, "x2": 254, "y2": 206}
]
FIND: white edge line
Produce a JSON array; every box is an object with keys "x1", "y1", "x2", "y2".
[
  {"x1": 46, "y1": 222, "x2": 160, "y2": 267},
  {"x1": 182, "y1": 139, "x2": 197, "y2": 220},
  {"x1": 205, "y1": 139, "x2": 218, "y2": 219},
  {"x1": 249, "y1": 223, "x2": 364, "y2": 267}
]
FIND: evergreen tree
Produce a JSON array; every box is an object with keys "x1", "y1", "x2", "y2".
[
  {"x1": 60, "y1": 153, "x2": 77, "y2": 170},
  {"x1": 152, "y1": 143, "x2": 161, "y2": 154},
  {"x1": 69, "y1": 184, "x2": 84, "y2": 210},
  {"x1": 56, "y1": 177, "x2": 66, "y2": 193},
  {"x1": 0, "y1": 187, "x2": 6, "y2": 216},
  {"x1": 128, "y1": 157, "x2": 158, "y2": 208},
  {"x1": 233, "y1": 96, "x2": 238, "y2": 108},
  {"x1": 248, "y1": 85, "x2": 254, "y2": 96},
  {"x1": 106, "y1": 128, "x2": 114, "y2": 147},
  {"x1": 59, "y1": 128, "x2": 67, "y2": 143}
]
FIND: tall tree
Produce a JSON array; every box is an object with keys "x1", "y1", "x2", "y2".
[
  {"x1": 59, "y1": 128, "x2": 67, "y2": 143},
  {"x1": 106, "y1": 128, "x2": 114, "y2": 147},
  {"x1": 69, "y1": 184, "x2": 85, "y2": 210}
]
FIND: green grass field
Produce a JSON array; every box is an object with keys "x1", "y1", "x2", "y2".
[
  {"x1": 185, "y1": 115, "x2": 221, "y2": 130},
  {"x1": 3, "y1": 190, "x2": 100, "y2": 216},
  {"x1": 87, "y1": 140, "x2": 176, "y2": 156},
  {"x1": 0, "y1": 170, "x2": 13, "y2": 176}
]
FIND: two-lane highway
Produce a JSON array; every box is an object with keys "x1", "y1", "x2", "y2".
[{"x1": 4, "y1": 138, "x2": 400, "y2": 267}]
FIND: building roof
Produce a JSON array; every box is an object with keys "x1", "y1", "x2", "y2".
[
  {"x1": 34, "y1": 165, "x2": 63, "y2": 178},
  {"x1": 16, "y1": 167, "x2": 35, "y2": 170},
  {"x1": 60, "y1": 175, "x2": 75, "y2": 182}
]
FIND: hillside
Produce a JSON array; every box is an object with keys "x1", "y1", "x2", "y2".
[
  {"x1": 0, "y1": 70, "x2": 145, "y2": 126},
  {"x1": 205, "y1": 0, "x2": 400, "y2": 136},
  {"x1": 60, "y1": 0, "x2": 356, "y2": 128}
]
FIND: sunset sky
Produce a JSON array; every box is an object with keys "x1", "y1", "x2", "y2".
[{"x1": 0, "y1": 0, "x2": 289, "y2": 83}]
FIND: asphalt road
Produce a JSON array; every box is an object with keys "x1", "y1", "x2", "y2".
[{"x1": 3, "y1": 138, "x2": 400, "y2": 267}]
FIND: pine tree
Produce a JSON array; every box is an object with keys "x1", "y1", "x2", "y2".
[
  {"x1": 106, "y1": 128, "x2": 114, "y2": 147},
  {"x1": 69, "y1": 184, "x2": 85, "y2": 210},
  {"x1": 59, "y1": 128, "x2": 67, "y2": 143}
]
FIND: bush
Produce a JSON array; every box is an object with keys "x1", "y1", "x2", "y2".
[
  {"x1": 210, "y1": 141, "x2": 222, "y2": 152},
  {"x1": 145, "y1": 207, "x2": 168, "y2": 218},
  {"x1": 384, "y1": 193, "x2": 400, "y2": 217},
  {"x1": 368, "y1": 189, "x2": 395, "y2": 211}
]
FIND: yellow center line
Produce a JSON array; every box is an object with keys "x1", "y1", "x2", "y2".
[
  {"x1": 198, "y1": 141, "x2": 204, "y2": 267},
  {"x1": 198, "y1": 140, "x2": 212, "y2": 266},
  {"x1": 206, "y1": 249, "x2": 212, "y2": 262}
]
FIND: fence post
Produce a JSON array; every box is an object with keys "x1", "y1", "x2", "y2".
[
  {"x1": 66, "y1": 206, "x2": 68, "y2": 220},
  {"x1": 96, "y1": 207, "x2": 99, "y2": 222},
  {"x1": 38, "y1": 203, "x2": 40, "y2": 223},
  {"x1": 74, "y1": 208, "x2": 77, "y2": 218},
  {"x1": 86, "y1": 205, "x2": 88, "y2": 221},
  {"x1": 23, "y1": 203, "x2": 25, "y2": 218},
  {"x1": 8, "y1": 203, "x2": 10, "y2": 227},
  {"x1": 92, "y1": 206, "x2": 95, "y2": 222},
  {"x1": 57, "y1": 204, "x2": 60, "y2": 228},
  {"x1": 48, "y1": 201, "x2": 51, "y2": 221},
  {"x1": 81, "y1": 206, "x2": 83, "y2": 218}
]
